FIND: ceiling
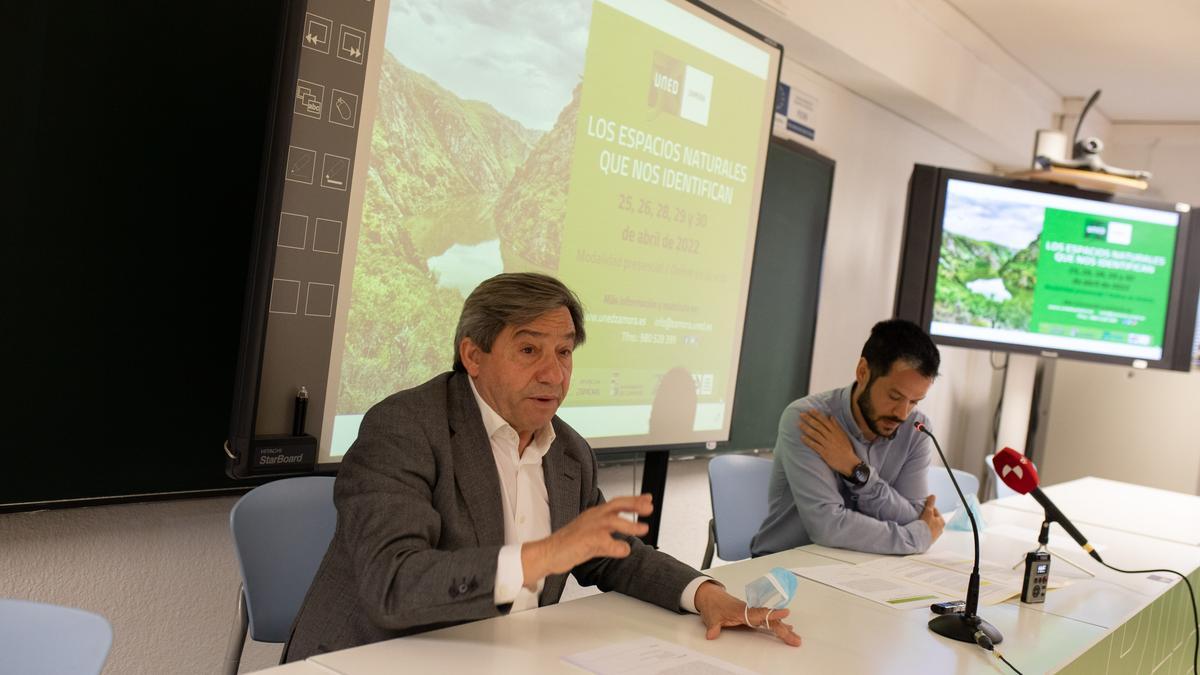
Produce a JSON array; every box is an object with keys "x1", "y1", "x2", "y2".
[{"x1": 945, "y1": 0, "x2": 1200, "y2": 122}]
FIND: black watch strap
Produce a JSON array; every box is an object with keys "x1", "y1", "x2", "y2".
[{"x1": 847, "y1": 461, "x2": 870, "y2": 486}]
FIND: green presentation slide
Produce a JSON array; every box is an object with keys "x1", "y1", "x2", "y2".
[
  {"x1": 327, "y1": 0, "x2": 776, "y2": 456},
  {"x1": 557, "y1": 1, "x2": 765, "y2": 412},
  {"x1": 1030, "y1": 209, "x2": 1175, "y2": 347},
  {"x1": 932, "y1": 179, "x2": 1179, "y2": 359}
]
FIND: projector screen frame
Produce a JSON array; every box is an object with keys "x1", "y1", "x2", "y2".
[{"x1": 226, "y1": 0, "x2": 311, "y2": 479}]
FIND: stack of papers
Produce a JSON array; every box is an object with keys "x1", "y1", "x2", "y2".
[{"x1": 793, "y1": 550, "x2": 1073, "y2": 610}]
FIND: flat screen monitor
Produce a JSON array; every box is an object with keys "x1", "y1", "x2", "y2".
[{"x1": 895, "y1": 165, "x2": 1197, "y2": 371}]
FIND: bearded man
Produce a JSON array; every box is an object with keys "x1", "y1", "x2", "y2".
[{"x1": 751, "y1": 319, "x2": 946, "y2": 556}]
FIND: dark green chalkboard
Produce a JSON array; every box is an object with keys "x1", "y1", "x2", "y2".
[{"x1": 726, "y1": 138, "x2": 833, "y2": 452}]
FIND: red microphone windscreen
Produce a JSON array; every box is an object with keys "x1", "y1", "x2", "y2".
[{"x1": 993, "y1": 447, "x2": 1039, "y2": 494}]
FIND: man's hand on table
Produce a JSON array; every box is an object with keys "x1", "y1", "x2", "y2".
[{"x1": 694, "y1": 580, "x2": 802, "y2": 647}]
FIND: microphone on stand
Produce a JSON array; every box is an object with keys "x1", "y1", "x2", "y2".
[
  {"x1": 992, "y1": 447, "x2": 1103, "y2": 563},
  {"x1": 993, "y1": 447, "x2": 1199, "y2": 673},
  {"x1": 914, "y1": 421, "x2": 1003, "y2": 647}
]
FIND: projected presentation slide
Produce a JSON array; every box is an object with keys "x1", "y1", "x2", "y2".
[
  {"x1": 322, "y1": 0, "x2": 781, "y2": 459},
  {"x1": 931, "y1": 179, "x2": 1181, "y2": 361}
]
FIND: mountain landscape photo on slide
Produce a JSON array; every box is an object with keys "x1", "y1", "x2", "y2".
[
  {"x1": 934, "y1": 191, "x2": 1042, "y2": 331},
  {"x1": 337, "y1": 2, "x2": 591, "y2": 413}
]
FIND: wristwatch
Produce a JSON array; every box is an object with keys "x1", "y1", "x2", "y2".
[{"x1": 846, "y1": 461, "x2": 871, "y2": 487}]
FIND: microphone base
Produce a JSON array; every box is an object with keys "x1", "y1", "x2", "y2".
[{"x1": 928, "y1": 613, "x2": 1003, "y2": 646}]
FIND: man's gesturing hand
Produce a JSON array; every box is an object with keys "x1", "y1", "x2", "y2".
[
  {"x1": 919, "y1": 494, "x2": 945, "y2": 542},
  {"x1": 695, "y1": 581, "x2": 802, "y2": 647},
  {"x1": 521, "y1": 494, "x2": 653, "y2": 586}
]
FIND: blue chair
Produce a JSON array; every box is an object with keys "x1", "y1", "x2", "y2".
[
  {"x1": 0, "y1": 599, "x2": 112, "y2": 675},
  {"x1": 702, "y1": 455, "x2": 774, "y2": 569},
  {"x1": 927, "y1": 466, "x2": 980, "y2": 514},
  {"x1": 984, "y1": 453, "x2": 1018, "y2": 500},
  {"x1": 225, "y1": 476, "x2": 337, "y2": 675}
]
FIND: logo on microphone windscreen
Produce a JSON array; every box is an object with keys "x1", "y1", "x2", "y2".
[{"x1": 993, "y1": 447, "x2": 1039, "y2": 494}]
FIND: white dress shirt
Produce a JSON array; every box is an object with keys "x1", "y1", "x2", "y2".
[{"x1": 468, "y1": 379, "x2": 708, "y2": 614}]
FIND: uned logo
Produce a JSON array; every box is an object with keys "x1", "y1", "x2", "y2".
[{"x1": 647, "y1": 51, "x2": 712, "y2": 127}]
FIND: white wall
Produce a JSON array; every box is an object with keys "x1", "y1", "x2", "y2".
[
  {"x1": 1039, "y1": 360, "x2": 1200, "y2": 493},
  {"x1": 770, "y1": 57, "x2": 998, "y2": 469},
  {"x1": 1107, "y1": 124, "x2": 1200, "y2": 207},
  {"x1": 1037, "y1": 124, "x2": 1200, "y2": 494},
  {"x1": 705, "y1": 0, "x2": 1067, "y2": 469},
  {"x1": 711, "y1": 0, "x2": 1060, "y2": 168},
  {"x1": 0, "y1": 2, "x2": 1076, "y2": 673}
]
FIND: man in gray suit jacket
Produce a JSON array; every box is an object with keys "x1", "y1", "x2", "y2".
[{"x1": 284, "y1": 273, "x2": 800, "y2": 661}]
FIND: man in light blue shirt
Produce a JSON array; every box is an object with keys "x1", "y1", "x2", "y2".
[{"x1": 751, "y1": 319, "x2": 946, "y2": 556}]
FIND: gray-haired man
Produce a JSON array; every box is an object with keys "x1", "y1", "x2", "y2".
[{"x1": 284, "y1": 272, "x2": 800, "y2": 661}]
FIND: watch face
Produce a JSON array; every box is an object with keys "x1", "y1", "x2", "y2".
[{"x1": 852, "y1": 464, "x2": 868, "y2": 484}]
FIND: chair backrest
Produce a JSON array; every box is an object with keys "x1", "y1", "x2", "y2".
[
  {"x1": 927, "y1": 466, "x2": 980, "y2": 514},
  {"x1": 984, "y1": 453, "x2": 1018, "y2": 500},
  {"x1": 708, "y1": 455, "x2": 775, "y2": 562},
  {"x1": 0, "y1": 599, "x2": 112, "y2": 675},
  {"x1": 230, "y1": 476, "x2": 337, "y2": 642}
]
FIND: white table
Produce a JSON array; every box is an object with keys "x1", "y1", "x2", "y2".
[
  {"x1": 805, "y1": 502, "x2": 1200, "y2": 631},
  {"x1": 806, "y1": 493, "x2": 1200, "y2": 674},
  {"x1": 253, "y1": 478, "x2": 1200, "y2": 675},
  {"x1": 991, "y1": 476, "x2": 1200, "y2": 546},
  {"x1": 275, "y1": 549, "x2": 1103, "y2": 674}
]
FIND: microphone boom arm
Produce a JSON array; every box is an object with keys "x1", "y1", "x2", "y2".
[{"x1": 915, "y1": 421, "x2": 1002, "y2": 646}]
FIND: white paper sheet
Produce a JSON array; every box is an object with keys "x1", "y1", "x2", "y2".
[
  {"x1": 913, "y1": 549, "x2": 1083, "y2": 589},
  {"x1": 792, "y1": 563, "x2": 956, "y2": 610},
  {"x1": 793, "y1": 551, "x2": 1034, "y2": 610},
  {"x1": 858, "y1": 556, "x2": 1021, "y2": 606},
  {"x1": 563, "y1": 637, "x2": 759, "y2": 675}
]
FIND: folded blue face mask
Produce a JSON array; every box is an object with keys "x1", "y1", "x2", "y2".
[
  {"x1": 947, "y1": 493, "x2": 987, "y2": 532},
  {"x1": 745, "y1": 566, "x2": 798, "y2": 609}
]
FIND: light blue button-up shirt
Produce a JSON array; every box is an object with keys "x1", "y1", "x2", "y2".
[{"x1": 750, "y1": 382, "x2": 935, "y2": 556}]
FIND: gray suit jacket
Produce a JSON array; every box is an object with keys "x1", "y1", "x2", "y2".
[{"x1": 283, "y1": 372, "x2": 701, "y2": 661}]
